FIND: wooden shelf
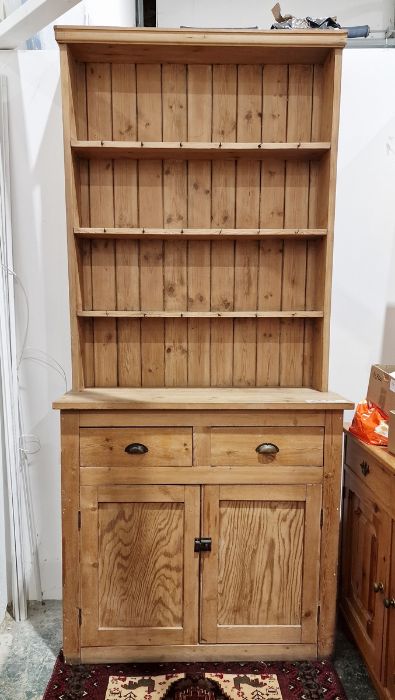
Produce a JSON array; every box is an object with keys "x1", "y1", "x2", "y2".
[
  {"x1": 74, "y1": 227, "x2": 328, "y2": 240},
  {"x1": 70, "y1": 140, "x2": 331, "y2": 161},
  {"x1": 77, "y1": 310, "x2": 324, "y2": 319}
]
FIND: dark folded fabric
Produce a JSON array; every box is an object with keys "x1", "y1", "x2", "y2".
[{"x1": 344, "y1": 25, "x2": 370, "y2": 38}]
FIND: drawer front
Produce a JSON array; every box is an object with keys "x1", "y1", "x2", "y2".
[
  {"x1": 345, "y1": 435, "x2": 393, "y2": 514},
  {"x1": 80, "y1": 427, "x2": 193, "y2": 467},
  {"x1": 210, "y1": 427, "x2": 324, "y2": 467}
]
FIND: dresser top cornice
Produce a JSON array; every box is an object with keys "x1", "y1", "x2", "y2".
[
  {"x1": 54, "y1": 26, "x2": 347, "y2": 65},
  {"x1": 53, "y1": 387, "x2": 353, "y2": 411}
]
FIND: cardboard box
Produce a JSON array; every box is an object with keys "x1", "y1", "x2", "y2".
[
  {"x1": 388, "y1": 411, "x2": 395, "y2": 456},
  {"x1": 367, "y1": 364, "x2": 395, "y2": 416}
]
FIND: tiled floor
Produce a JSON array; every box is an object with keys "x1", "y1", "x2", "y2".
[{"x1": 0, "y1": 602, "x2": 378, "y2": 700}]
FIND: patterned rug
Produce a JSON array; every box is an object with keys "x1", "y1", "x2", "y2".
[{"x1": 42, "y1": 653, "x2": 347, "y2": 700}]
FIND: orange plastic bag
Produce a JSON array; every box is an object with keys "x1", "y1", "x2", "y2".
[{"x1": 349, "y1": 400, "x2": 388, "y2": 446}]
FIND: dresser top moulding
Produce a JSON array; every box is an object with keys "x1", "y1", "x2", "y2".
[{"x1": 54, "y1": 26, "x2": 348, "y2": 64}]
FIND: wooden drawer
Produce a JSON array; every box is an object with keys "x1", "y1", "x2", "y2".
[
  {"x1": 210, "y1": 426, "x2": 324, "y2": 467},
  {"x1": 80, "y1": 427, "x2": 193, "y2": 467},
  {"x1": 345, "y1": 435, "x2": 394, "y2": 516}
]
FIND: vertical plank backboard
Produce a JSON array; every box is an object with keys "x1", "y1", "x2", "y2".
[
  {"x1": 112, "y1": 63, "x2": 141, "y2": 386},
  {"x1": 137, "y1": 64, "x2": 165, "y2": 386},
  {"x1": 163, "y1": 64, "x2": 188, "y2": 385},
  {"x1": 211, "y1": 65, "x2": 236, "y2": 386},
  {"x1": 258, "y1": 65, "x2": 288, "y2": 386},
  {"x1": 187, "y1": 65, "x2": 212, "y2": 386},
  {"x1": 233, "y1": 65, "x2": 261, "y2": 386}
]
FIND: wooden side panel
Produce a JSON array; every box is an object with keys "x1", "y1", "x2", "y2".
[
  {"x1": 72, "y1": 59, "x2": 94, "y2": 388},
  {"x1": 60, "y1": 47, "x2": 87, "y2": 389},
  {"x1": 319, "y1": 411, "x2": 343, "y2": 656},
  {"x1": 313, "y1": 50, "x2": 343, "y2": 390},
  {"x1": 281, "y1": 65, "x2": 313, "y2": 387},
  {"x1": 61, "y1": 412, "x2": 80, "y2": 663},
  {"x1": 86, "y1": 63, "x2": 118, "y2": 387}
]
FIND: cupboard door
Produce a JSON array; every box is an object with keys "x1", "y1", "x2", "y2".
[
  {"x1": 200, "y1": 483, "x2": 322, "y2": 644},
  {"x1": 341, "y1": 469, "x2": 390, "y2": 678},
  {"x1": 384, "y1": 521, "x2": 395, "y2": 698},
  {"x1": 80, "y1": 485, "x2": 199, "y2": 647}
]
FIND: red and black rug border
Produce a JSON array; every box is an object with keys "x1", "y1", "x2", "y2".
[{"x1": 42, "y1": 651, "x2": 348, "y2": 700}]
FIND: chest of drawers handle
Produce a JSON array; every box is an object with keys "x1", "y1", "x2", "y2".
[
  {"x1": 256, "y1": 442, "x2": 280, "y2": 455},
  {"x1": 125, "y1": 442, "x2": 149, "y2": 455},
  {"x1": 360, "y1": 460, "x2": 370, "y2": 476},
  {"x1": 384, "y1": 598, "x2": 395, "y2": 609}
]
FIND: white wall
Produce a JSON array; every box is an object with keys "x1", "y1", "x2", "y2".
[
  {"x1": 1, "y1": 44, "x2": 395, "y2": 598},
  {"x1": 0, "y1": 50, "x2": 70, "y2": 599},
  {"x1": 157, "y1": 0, "x2": 394, "y2": 30},
  {"x1": 330, "y1": 49, "x2": 395, "y2": 406}
]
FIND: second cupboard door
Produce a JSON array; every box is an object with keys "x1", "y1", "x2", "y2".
[
  {"x1": 80, "y1": 485, "x2": 200, "y2": 647},
  {"x1": 200, "y1": 484, "x2": 322, "y2": 644},
  {"x1": 341, "y1": 470, "x2": 390, "y2": 679}
]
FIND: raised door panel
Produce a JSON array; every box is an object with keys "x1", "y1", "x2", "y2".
[
  {"x1": 200, "y1": 483, "x2": 321, "y2": 644},
  {"x1": 341, "y1": 469, "x2": 391, "y2": 679},
  {"x1": 383, "y1": 521, "x2": 395, "y2": 699},
  {"x1": 80, "y1": 485, "x2": 199, "y2": 647}
]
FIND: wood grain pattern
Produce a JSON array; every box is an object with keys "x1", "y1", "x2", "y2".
[
  {"x1": 217, "y1": 499, "x2": 304, "y2": 626},
  {"x1": 70, "y1": 51, "x2": 339, "y2": 389},
  {"x1": 200, "y1": 483, "x2": 322, "y2": 645},
  {"x1": 341, "y1": 468, "x2": 391, "y2": 679},
  {"x1": 210, "y1": 426, "x2": 324, "y2": 467},
  {"x1": 80, "y1": 427, "x2": 193, "y2": 467},
  {"x1": 210, "y1": 65, "x2": 236, "y2": 386},
  {"x1": 318, "y1": 410, "x2": 343, "y2": 657},
  {"x1": 54, "y1": 387, "x2": 352, "y2": 411},
  {"x1": 80, "y1": 642, "x2": 319, "y2": 664},
  {"x1": 81, "y1": 484, "x2": 199, "y2": 647},
  {"x1": 57, "y1": 30, "x2": 346, "y2": 665},
  {"x1": 384, "y1": 520, "x2": 395, "y2": 698},
  {"x1": 60, "y1": 412, "x2": 80, "y2": 663},
  {"x1": 187, "y1": 64, "x2": 212, "y2": 387},
  {"x1": 99, "y1": 500, "x2": 184, "y2": 627}
]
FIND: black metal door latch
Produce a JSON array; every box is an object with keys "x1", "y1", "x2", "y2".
[{"x1": 194, "y1": 537, "x2": 212, "y2": 552}]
